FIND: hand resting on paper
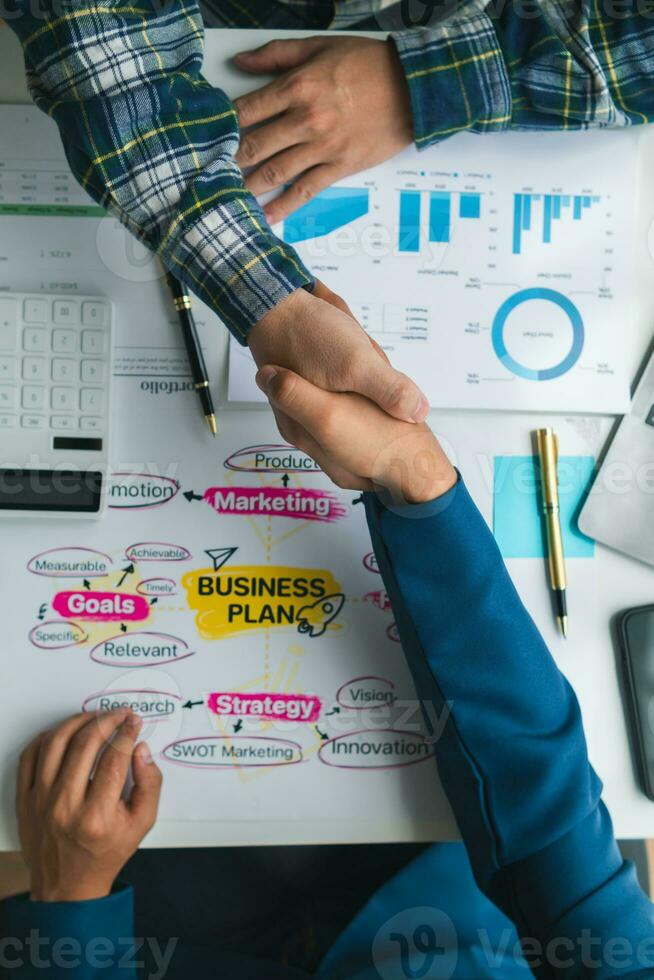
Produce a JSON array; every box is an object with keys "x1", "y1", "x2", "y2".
[
  {"x1": 234, "y1": 36, "x2": 413, "y2": 225},
  {"x1": 16, "y1": 710, "x2": 161, "y2": 902}
]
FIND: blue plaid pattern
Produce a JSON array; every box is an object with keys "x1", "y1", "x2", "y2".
[{"x1": 6, "y1": 1, "x2": 654, "y2": 341}]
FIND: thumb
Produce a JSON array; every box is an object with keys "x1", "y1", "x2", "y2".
[
  {"x1": 128, "y1": 742, "x2": 162, "y2": 834},
  {"x1": 353, "y1": 356, "x2": 429, "y2": 424},
  {"x1": 234, "y1": 37, "x2": 323, "y2": 74},
  {"x1": 256, "y1": 365, "x2": 333, "y2": 433}
]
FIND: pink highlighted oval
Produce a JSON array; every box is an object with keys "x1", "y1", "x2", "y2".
[
  {"x1": 29, "y1": 620, "x2": 88, "y2": 650},
  {"x1": 386, "y1": 622, "x2": 400, "y2": 643},
  {"x1": 136, "y1": 578, "x2": 177, "y2": 597},
  {"x1": 224, "y1": 444, "x2": 321, "y2": 474},
  {"x1": 90, "y1": 631, "x2": 193, "y2": 668},
  {"x1": 363, "y1": 552, "x2": 380, "y2": 574},
  {"x1": 336, "y1": 676, "x2": 396, "y2": 711},
  {"x1": 82, "y1": 689, "x2": 181, "y2": 721},
  {"x1": 162, "y1": 736, "x2": 303, "y2": 770},
  {"x1": 109, "y1": 473, "x2": 180, "y2": 510},
  {"x1": 27, "y1": 547, "x2": 112, "y2": 578},
  {"x1": 318, "y1": 729, "x2": 434, "y2": 770},
  {"x1": 53, "y1": 591, "x2": 149, "y2": 622},
  {"x1": 125, "y1": 542, "x2": 192, "y2": 562}
]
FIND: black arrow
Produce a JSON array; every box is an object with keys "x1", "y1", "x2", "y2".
[
  {"x1": 234, "y1": 720, "x2": 243, "y2": 733},
  {"x1": 117, "y1": 564, "x2": 134, "y2": 588},
  {"x1": 316, "y1": 726, "x2": 329, "y2": 741},
  {"x1": 352, "y1": 494, "x2": 364, "y2": 505},
  {"x1": 150, "y1": 597, "x2": 158, "y2": 606},
  {"x1": 183, "y1": 699, "x2": 204, "y2": 710},
  {"x1": 83, "y1": 579, "x2": 91, "y2": 590},
  {"x1": 37, "y1": 603, "x2": 48, "y2": 621},
  {"x1": 281, "y1": 474, "x2": 290, "y2": 487},
  {"x1": 325, "y1": 707, "x2": 341, "y2": 717},
  {"x1": 184, "y1": 490, "x2": 203, "y2": 503},
  {"x1": 120, "y1": 623, "x2": 128, "y2": 633}
]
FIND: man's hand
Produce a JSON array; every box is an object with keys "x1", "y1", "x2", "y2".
[
  {"x1": 17, "y1": 710, "x2": 162, "y2": 902},
  {"x1": 234, "y1": 37, "x2": 413, "y2": 224},
  {"x1": 249, "y1": 287, "x2": 429, "y2": 423},
  {"x1": 256, "y1": 365, "x2": 456, "y2": 504}
]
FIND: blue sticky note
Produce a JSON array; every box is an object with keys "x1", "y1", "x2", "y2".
[{"x1": 493, "y1": 455, "x2": 595, "y2": 559}]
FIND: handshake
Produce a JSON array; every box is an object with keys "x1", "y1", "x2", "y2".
[{"x1": 248, "y1": 281, "x2": 456, "y2": 506}]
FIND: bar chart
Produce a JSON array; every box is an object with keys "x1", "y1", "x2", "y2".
[
  {"x1": 283, "y1": 186, "x2": 370, "y2": 244},
  {"x1": 512, "y1": 192, "x2": 600, "y2": 254},
  {"x1": 254, "y1": 127, "x2": 636, "y2": 413},
  {"x1": 398, "y1": 190, "x2": 482, "y2": 253}
]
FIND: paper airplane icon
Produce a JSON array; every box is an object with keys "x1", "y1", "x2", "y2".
[{"x1": 205, "y1": 547, "x2": 238, "y2": 572}]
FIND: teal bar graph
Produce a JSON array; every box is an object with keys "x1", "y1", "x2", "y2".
[
  {"x1": 429, "y1": 192, "x2": 451, "y2": 243},
  {"x1": 459, "y1": 193, "x2": 481, "y2": 219},
  {"x1": 513, "y1": 191, "x2": 600, "y2": 254},
  {"x1": 399, "y1": 191, "x2": 421, "y2": 253},
  {"x1": 283, "y1": 186, "x2": 369, "y2": 244},
  {"x1": 399, "y1": 189, "x2": 481, "y2": 253}
]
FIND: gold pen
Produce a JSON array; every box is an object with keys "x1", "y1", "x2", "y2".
[{"x1": 535, "y1": 428, "x2": 568, "y2": 638}]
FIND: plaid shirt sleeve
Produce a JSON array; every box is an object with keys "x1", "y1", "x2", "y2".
[
  {"x1": 6, "y1": 1, "x2": 314, "y2": 343},
  {"x1": 392, "y1": 1, "x2": 654, "y2": 148}
]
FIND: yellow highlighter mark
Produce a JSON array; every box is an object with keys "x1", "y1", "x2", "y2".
[{"x1": 182, "y1": 565, "x2": 343, "y2": 640}]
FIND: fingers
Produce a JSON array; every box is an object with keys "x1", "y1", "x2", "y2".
[
  {"x1": 257, "y1": 365, "x2": 335, "y2": 433},
  {"x1": 234, "y1": 77, "x2": 291, "y2": 130},
  {"x1": 312, "y1": 280, "x2": 355, "y2": 319},
  {"x1": 86, "y1": 713, "x2": 143, "y2": 807},
  {"x1": 245, "y1": 145, "x2": 323, "y2": 198},
  {"x1": 35, "y1": 712, "x2": 109, "y2": 793},
  {"x1": 264, "y1": 164, "x2": 339, "y2": 224},
  {"x1": 16, "y1": 733, "x2": 44, "y2": 811},
  {"x1": 352, "y1": 356, "x2": 429, "y2": 423},
  {"x1": 51, "y1": 710, "x2": 132, "y2": 807},
  {"x1": 289, "y1": 427, "x2": 372, "y2": 491},
  {"x1": 234, "y1": 37, "x2": 323, "y2": 76},
  {"x1": 236, "y1": 115, "x2": 304, "y2": 170},
  {"x1": 128, "y1": 742, "x2": 163, "y2": 834},
  {"x1": 266, "y1": 374, "x2": 371, "y2": 491}
]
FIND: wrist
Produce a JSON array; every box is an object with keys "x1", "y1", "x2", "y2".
[
  {"x1": 374, "y1": 431, "x2": 457, "y2": 505},
  {"x1": 250, "y1": 286, "x2": 312, "y2": 337},
  {"x1": 31, "y1": 877, "x2": 114, "y2": 903}
]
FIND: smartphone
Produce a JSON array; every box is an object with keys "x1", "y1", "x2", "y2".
[{"x1": 619, "y1": 605, "x2": 654, "y2": 801}]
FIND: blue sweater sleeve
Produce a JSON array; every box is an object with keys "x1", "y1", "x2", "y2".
[
  {"x1": 364, "y1": 478, "x2": 654, "y2": 975},
  {"x1": 0, "y1": 885, "x2": 136, "y2": 979}
]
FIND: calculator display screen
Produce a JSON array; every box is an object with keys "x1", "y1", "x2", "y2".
[{"x1": 0, "y1": 470, "x2": 102, "y2": 513}]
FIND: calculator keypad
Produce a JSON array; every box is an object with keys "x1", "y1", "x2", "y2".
[{"x1": 0, "y1": 296, "x2": 110, "y2": 436}]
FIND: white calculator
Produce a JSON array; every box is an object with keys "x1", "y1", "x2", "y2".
[{"x1": 0, "y1": 292, "x2": 113, "y2": 518}]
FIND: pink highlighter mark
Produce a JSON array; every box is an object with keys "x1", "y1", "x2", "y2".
[
  {"x1": 203, "y1": 486, "x2": 347, "y2": 524},
  {"x1": 364, "y1": 590, "x2": 392, "y2": 611},
  {"x1": 52, "y1": 591, "x2": 149, "y2": 622},
  {"x1": 208, "y1": 692, "x2": 322, "y2": 723}
]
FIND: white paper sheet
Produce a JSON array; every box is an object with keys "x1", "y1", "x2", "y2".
[
  {"x1": 229, "y1": 128, "x2": 636, "y2": 414},
  {"x1": 0, "y1": 106, "x2": 628, "y2": 842}
]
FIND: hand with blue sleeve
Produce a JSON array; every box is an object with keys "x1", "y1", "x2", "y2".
[
  {"x1": 256, "y1": 364, "x2": 654, "y2": 975},
  {"x1": 0, "y1": 710, "x2": 162, "y2": 979}
]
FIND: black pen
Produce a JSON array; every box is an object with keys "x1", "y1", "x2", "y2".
[{"x1": 165, "y1": 273, "x2": 217, "y2": 437}]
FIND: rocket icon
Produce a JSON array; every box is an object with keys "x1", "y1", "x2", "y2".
[{"x1": 297, "y1": 593, "x2": 345, "y2": 638}]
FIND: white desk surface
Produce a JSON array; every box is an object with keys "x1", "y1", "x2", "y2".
[{"x1": 1, "y1": 23, "x2": 654, "y2": 847}]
